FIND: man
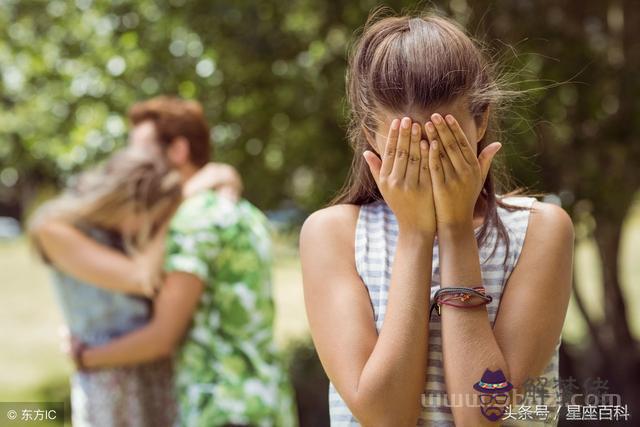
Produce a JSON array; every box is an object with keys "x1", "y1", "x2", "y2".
[{"x1": 39, "y1": 96, "x2": 298, "y2": 426}]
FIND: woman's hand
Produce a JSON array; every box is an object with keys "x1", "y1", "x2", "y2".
[
  {"x1": 69, "y1": 335, "x2": 88, "y2": 371},
  {"x1": 424, "y1": 113, "x2": 501, "y2": 230},
  {"x1": 182, "y1": 162, "x2": 243, "y2": 202},
  {"x1": 363, "y1": 117, "x2": 435, "y2": 236},
  {"x1": 133, "y1": 225, "x2": 169, "y2": 297}
]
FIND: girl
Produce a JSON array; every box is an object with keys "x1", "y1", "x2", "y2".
[
  {"x1": 29, "y1": 147, "x2": 183, "y2": 426},
  {"x1": 300, "y1": 11, "x2": 573, "y2": 427}
]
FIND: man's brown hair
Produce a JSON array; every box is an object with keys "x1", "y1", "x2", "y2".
[{"x1": 128, "y1": 96, "x2": 211, "y2": 167}]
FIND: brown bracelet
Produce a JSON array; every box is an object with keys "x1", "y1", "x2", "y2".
[
  {"x1": 430, "y1": 286, "x2": 492, "y2": 317},
  {"x1": 72, "y1": 342, "x2": 88, "y2": 371}
]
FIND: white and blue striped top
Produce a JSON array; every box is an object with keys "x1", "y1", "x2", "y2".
[{"x1": 329, "y1": 196, "x2": 561, "y2": 426}]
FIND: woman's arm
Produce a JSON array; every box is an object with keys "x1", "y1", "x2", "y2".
[
  {"x1": 492, "y1": 203, "x2": 573, "y2": 387},
  {"x1": 302, "y1": 118, "x2": 436, "y2": 426},
  {"x1": 425, "y1": 113, "x2": 573, "y2": 426},
  {"x1": 182, "y1": 162, "x2": 243, "y2": 201},
  {"x1": 80, "y1": 271, "x2": 204, "y2": 367},
  {"x1": 437, "y1": 203, "x2": 572, "y2": 426},
  {"x1": 33, "y1": 220, "x2": 165, "y2": 296},
  {"x1": 301, "y1": 208, "x2": 433, "y2": 426}
]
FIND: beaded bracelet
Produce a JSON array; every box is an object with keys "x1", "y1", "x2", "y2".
[{"x1": 429, "y1": 286, "x2": 492, "y2": 317}]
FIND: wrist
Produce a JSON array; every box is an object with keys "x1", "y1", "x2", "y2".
[
  {"x1": 72, "y1": 342, "x2": 88, "y2": 371},
  {"x1": 437, "y1": 221, "x2": 475, "y2": 239},
  {"x1": 397, "y1": 225, "x2": 435, "y2": 243}
]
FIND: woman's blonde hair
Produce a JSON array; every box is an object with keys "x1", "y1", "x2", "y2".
[{"x1": 29, "y1": 147, "x2": 183, "y2": 257}]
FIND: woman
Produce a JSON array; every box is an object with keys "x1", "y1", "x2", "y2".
[
  {"x1": 33, "y1": 156, "x2": 298, "y2": 425},
  {"x1": 300, "y1": 11, "x2": 573, "y2": 426},
  {"x1": 30, "y1": 147, "x2": 183, "y2": 426}
]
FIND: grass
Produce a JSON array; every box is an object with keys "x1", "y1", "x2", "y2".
[{"x1": 1, "y1": 212, "x2": 639, "y2": 410}]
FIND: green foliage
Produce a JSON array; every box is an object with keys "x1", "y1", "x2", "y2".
[
  {"x1": 2, "y1": 0, "x2": 639, "y2": 221},
  {"x1": 0, "y1": 0, "x2": 408, "y2": 213}
]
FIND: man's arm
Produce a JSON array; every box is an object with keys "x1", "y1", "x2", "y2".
[
  {"x1": 81, "y1": 271, "x2": 204, "y2": 367},
  {"x1": 33, "y1": 220, "x2": 163, "y2": 296}
]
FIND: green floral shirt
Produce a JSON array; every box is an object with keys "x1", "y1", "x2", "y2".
[{"x1": 164, "y1": 190, "x2": 297, "y2": 427}]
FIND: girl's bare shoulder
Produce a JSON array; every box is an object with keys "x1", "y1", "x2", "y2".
[
  {"x1": 299, "y1": 204, "x2": 361, "y2": 254},
  {"x1": 529, "y1": 201, "x2": 574, "y2": 239},
  {"x1": 523, "y1": 201, "x2": 574, "y2": 257}
]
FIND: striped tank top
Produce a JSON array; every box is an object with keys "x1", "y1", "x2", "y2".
[{"x1": 329, "y1": 196, "x2": 561, "y2": 426}]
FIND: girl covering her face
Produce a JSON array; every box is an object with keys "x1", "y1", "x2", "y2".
[{"x1": 301, "y1": 9, "x2": 573, "y2": 427}]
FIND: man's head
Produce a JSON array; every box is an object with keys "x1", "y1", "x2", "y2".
[{"x1": 127, "y1": 96, "x2": 211, "y2": 180}]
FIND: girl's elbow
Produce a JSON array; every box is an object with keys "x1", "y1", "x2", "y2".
[
  {"x1": 510, "y1": 364, "x2": 541, "y2": 391},
  {"x1": 353, "y1": 398, "x2": 421, "y2": 427},
  {"x1": 452, "y1": 411, "x2": 503, "y2": 427}
]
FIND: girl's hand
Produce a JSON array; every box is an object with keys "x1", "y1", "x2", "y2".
[
  {"x1": 424, "y1": 113, "x2": 501, "y2": 229},
  {"x1": 134, "y1": 225, "x2": 168, "y2": 297},
  {"x1": 69, "y1": 335, "x2": 88, "y2": 371},
  {"x1": 363, "y1": 117, "x2": 436, "y2": 236},
  {"x1": 183, "y1": 162, "x2": 243, "y2": 202}
]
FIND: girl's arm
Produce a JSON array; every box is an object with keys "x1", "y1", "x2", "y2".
[
  {"x1": 80, "y1": 271, "x2": 204, "y2": 367},
  {"x1": 182, "y1": 162, "x2": 243, "y2": 201},
  {"x1": 425, "y1": 114, "x2": 573, "y2": 426},
  {"x1": 437, "y1": 206, "x2": 572, "y2": 426},
  {"x1": 302, "y1": 118, "x2": 435, "y2": 426},
  {"x1": 33, "y1": 220, "x2": 165, "y2": 296}
]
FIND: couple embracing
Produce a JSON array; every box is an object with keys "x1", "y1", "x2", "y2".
[{"x1": 29, "y1": 96, "x2": 297, "y2": 427}]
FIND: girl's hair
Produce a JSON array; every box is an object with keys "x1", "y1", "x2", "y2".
[
  {"x1": 330, "y1": 10, "x2": 526, "y2": 260},
  {"x1": 29, "y1": 147, "x2": 183, "y2": 257}
]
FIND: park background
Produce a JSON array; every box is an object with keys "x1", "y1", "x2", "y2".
[{"x1": 1, "y1": 0, "x2": 639, "y2": 425}]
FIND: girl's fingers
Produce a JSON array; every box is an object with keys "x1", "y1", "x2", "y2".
[
  {"x1": 429, "y1": 139, "x2": 445, "y2": 187},
  {"x1": 391, "y1": 117, "x2": 412, "y2": 179},
  {"x1": 425, "y1": 120, "x2": 454, "y2": 181},
  {"x1": 363, "y1": 150, "x2": 383, "y2": 186},
  {"x1": 405, "y1": 123, "x2": 422, "y2": 186},
  {"x1": 478, "y1": 142, "x2": 502, "y2": 183},
  {"x1": 419, "y1": 140, "x2": 430, "y2": 186},
  {"x1": 431, "y1": 113, "x2": 466, "y2": 173},
  {"x1": 444, "y1": 114, "x2": 475, "y2": 165},
  {"x1": 380, "y1": 118, "x2": 400, "y2": 178}
]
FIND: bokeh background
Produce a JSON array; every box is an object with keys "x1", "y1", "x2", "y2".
[{"x1": 1, "y1": 0, "x2": 639, "y2": 426}]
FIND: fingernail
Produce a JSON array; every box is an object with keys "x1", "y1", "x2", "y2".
[
  {"x1": 445, "y1": 115, "x2": 455, "y2": 124},
  {"x1": 412, "y1": 123, "x2": 420, "y2": 135},
  {"x1": 391, "y1": 119, "x2": 399, "y2": 130},
  {"x1": 432, "y1": 140, "x2": 438, "y2": 149},
  {"x1": 401, "y1": 117, "x2": 411, "y2": 129},
  {"x1": 421, "y1": 140, "x2": 428, "y2": 150},
  {"x1": 431, "y1": 114, "x2": 441, "y2": 124},
  {"x1": 426, "y1": 122, "x2": 435, "y2": 132}
]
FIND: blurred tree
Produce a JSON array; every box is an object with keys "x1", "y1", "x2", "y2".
[
  {"x1": 1, "y1": 0, "x2": 639, "y2": 424},
  {"x1": 0, "y1": 0, "x2": 406, "y2": 215},
  {"x1": 466, "y1": 0, "x2": 640, "y2": 423}
]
